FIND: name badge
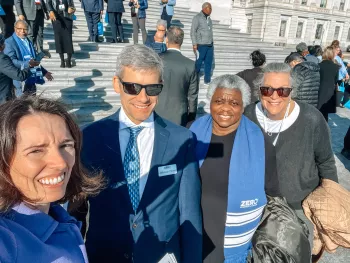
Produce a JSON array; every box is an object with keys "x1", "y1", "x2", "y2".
[
  {"x1": 59, "y1": 4, "x2": 65, "y2": 10},
  {"x1": 158, "y1": 164, "x2": 177, "y2": 177}
]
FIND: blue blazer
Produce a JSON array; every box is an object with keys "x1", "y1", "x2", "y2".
[
  {"x1": 81, "y1": 0, "x2": 104, "y2": 13},
  {"x1": 107, "y1": 0, "x2": 125, "y2": 13},
  {"x1": 0, "y1": 203, "x2": 88, "y2": 263},
  {"x1": 159, "y1": 0, "x2": 175, "y2": 16},
  {"x1": 128, "y1": 0, "x2": 147, "y2": 19},
  {"x1": 4, "y1": 36, "x2": 47, "y2": 88},
  {"x1": 79, "y1": 111, "x2": 202, "y2": 263}
]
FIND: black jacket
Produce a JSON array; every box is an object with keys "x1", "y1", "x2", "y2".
[
  {"x1": 291, "y1": 61, "x2": 320, "y2": 107},
  {"x1": 318, "y1": 60, "x2": 339, "y2": 113},
  {"x1": 0, "y1": 52, "x2": 29, "y2": 104},
  {"x1": 248, "y1": 196, "x2": 311, "y2": 263},
  {"x1": 155, "y1": 50, "x2": 199, "y2": 126},
  {"x1": 236, "y1": 67, "x2": 262, "y2": 103}
]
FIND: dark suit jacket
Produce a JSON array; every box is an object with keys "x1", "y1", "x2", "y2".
[
  {"x1": 236, "y1": 67, "x2": 262, "y2": 103},
  {"x1": 155, "y1": 49, "x2": 199, "y2": 126},
  {"x1": 107, "y1": 0, "x2": 124, "y2": 12},
  {"x1": 74, "y1": 111, "x2": 202, "y2": 263},
  {"x1": 82, "y1": 0, "x2": 103, "y2": 13},
  {"x1": 318, "y1": 60, "x2": 339, "y2": 113},
  {"x1": 15, "y1": 0, "x2": 47, "y2": 21},
  {"x1": 0, "y1": 52, "x2": 29, "y2": 103}
]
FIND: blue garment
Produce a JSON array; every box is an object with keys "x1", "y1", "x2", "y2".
[
  {"x1": 195, "y1": 45, "x2": 213, "y2": 84},
  {"x1": 129, "y1": 0, "x2": 147, "y2": 19},
  {"x1": 81, "y1": 0, "x2": 104, "y2": 13},
  {"x1": 80, "y1": 111, "x2": 202, "y2": 263},
  {"x1": 145, "y1": 41, "x2": 166, "y2": 54},
  {"x1": 0, "y1": 203, "x2": 88, "y2": 263},
  {"x1": 107, "y1": 0, "x2": 125, "y2": 13},
  {"x1": 159, "y1": 0, "x2": 175, "y2": 16},
  {"x1": 190, "y1": 115, "x2": 267, "y2": 263},
  {"x1": 335, "y1": 55, "x2": 348, "y2": 80},
  {"x1": 124, "y1": 126, "x2": 144, "y2": 212}
]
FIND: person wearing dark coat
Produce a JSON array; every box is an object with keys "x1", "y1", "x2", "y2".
[
  {"x1": 47, "y1": 0, "x2": 75, "y2": 68},
  {"x1": 317, "y1": 47, "x2": 339, "y2": 122},
  {"x1": 108, "y1": 0, "x2": 125, "y2": 43},
  {"x1": 0, "y1": 0, "x2": 16, "y2": 38},
  {"x1": 155, "y1": 26, "x2": 198, "y2": 126},
  {"x1": 236, "y1": 50, "x2": 266, "y2": 103},
  {"x1": 285, "y1": 52, "x2": 320, "y2": 107},
  {"x1": 81, "y1": 0, "x2": 103, "y2": 42},
  {"x1": 0, "y1": 33, "x2": 29, "y2": 104}
]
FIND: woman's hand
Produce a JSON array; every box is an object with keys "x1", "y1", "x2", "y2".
[
  {"x1": 49, "y1": 11, "x2": 56, "y2": 21},
  {"x1": 68, "y1": 7, "x2": 75, "y2": 14}
]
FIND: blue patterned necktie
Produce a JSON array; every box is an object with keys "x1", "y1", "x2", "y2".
[{"x1": 124, "y1": 126, "x2": 144, "y2": 213}]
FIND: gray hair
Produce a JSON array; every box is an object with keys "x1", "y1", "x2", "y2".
[
  {"x1": 167, "y1": 26, "x2": 184, "y2": 46},
  {"x1": 207, "y1": 74, "x2": 251, "y2": 107},
  {"x1": 156, "y1": 19, "x2": 167, "y2": 29},
  {"x1": 14, "y1": 20, "x2": 29, "y2": 28},
  {"x1": 202, "y1": 2, "x2": 211, "y2": 9},
  {"x1": 254, "y1": 62, "x2": 296, "y2": 99},
  {"x1": 115, "y1": 45, "x2": 164, "y2": 81}
]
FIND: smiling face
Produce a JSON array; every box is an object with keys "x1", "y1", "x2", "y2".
[
  {"x1": 210, "y1": 87, "x2": 243, "y2": 136},
  {"x1": 260, "y1": 72, "x2": 292, "y2": 120},
  {"x1": 113, "y1": 66, "x2": 161, "y2": 124},
  {"x1": 10, "y1": 113, "x2": 75, "y2": 205},
  {"x1": 15, "y1": 22, "x2": 28, "y2": 39}
]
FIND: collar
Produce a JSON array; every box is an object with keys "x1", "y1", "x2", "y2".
[
  {"x1": 167, "y1": 48, "x2": 181, "y2": 53},
  {"x1": 119, "y1": 106, "x2": 154, "y2": 131},
  {"x1": 201, "y1": 11, "x2": 209, "y2": 18},
  {"x1": 8, "y1": 202, "x2": 80, "y2": 242}
]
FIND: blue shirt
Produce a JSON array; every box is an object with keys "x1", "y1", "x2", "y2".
[
  {"x1": 0, "y1": 203, "x2": 88, "y2": 263},
  {"x1": 335, "y1": 55, "x2": 348, "y2": 80}
]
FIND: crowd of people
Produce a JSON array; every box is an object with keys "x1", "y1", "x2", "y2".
[{"x1": 1, "y1": 1, "x2": 350, "y2": 263}]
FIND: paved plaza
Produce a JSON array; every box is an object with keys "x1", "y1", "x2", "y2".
[{"x1": 318, "y1": 107, "x2": 350, "y2": 262}]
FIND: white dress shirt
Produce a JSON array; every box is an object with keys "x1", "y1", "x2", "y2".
[{"x1": 119, "y1": 107, "x2": 155, "y2": 199}]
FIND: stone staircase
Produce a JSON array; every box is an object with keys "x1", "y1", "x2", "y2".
[{"x1": 38, "y1": 0, "x2": 293, "y2": 124}]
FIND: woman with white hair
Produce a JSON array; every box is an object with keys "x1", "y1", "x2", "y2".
[
  {"x1": 189, "y1": 74, "x2": 280, "y2": 263},
  {"x1": 244, "y1": 62, "x2": 338, "y2": 250}
]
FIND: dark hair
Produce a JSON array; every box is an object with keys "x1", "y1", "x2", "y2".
[
  {"x1": 167, "y1": 26, "x2": 184, "y2": 46},
  {"x1": 331, "y1": 40, "x2": 340, "y2": 47},
  {"x1": 284, "y1": 52, "x2": 305, "y2": 64},
  {"x1": 0, "y1": 96, "x2": 104, "y2": 212},
  {"x1": 250, "y1": 50, "x2": 266, "y2": 67},
  {"x1": 308, "y1": 45, "x2": 315, "y2": 55},
  {"x1": 314, "y1": 45, "x2": 323, "y2": 57}
]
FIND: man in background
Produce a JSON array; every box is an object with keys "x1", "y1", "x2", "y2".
[{"x1": 159, "y1": 0, "x2": 175, "y2": 29}]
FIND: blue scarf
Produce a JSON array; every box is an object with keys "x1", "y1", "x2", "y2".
[
  {"x1": 190, "y1": 115, "x2": 267, "y2": 263},
  {"x1": 12, "y1": 33, "x2": 45, "y2": 85}
]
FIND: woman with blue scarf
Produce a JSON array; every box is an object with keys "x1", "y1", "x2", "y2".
[{"x1": 189, "y1": 75, "x2": 280, "y2": 263}]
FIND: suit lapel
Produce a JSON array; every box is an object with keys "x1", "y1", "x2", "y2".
[{"x1": 137, "y1": 114, "x2": 170, "y2": 212}]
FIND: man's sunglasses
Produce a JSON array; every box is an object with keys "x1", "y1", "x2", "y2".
[
  {"x1": 119, "y1": 79, "x2": 163, "y2": 96},
  {"x1": 259, "y1": 86, "x2": 292, "y2": 98}
]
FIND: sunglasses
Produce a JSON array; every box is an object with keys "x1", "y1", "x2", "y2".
[
  {"x1": 260, "y1": 86, "x2": 292, "y2": 98},
  {"x1": 120, "y1": 79, "x2": 163, "y2": 96}
]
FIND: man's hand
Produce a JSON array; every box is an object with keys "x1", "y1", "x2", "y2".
[
  {"x1": 45, "y1": 72, "x2": 54, "y2": 81},
  {"x1": 193, "y1": 45, "x2": 197, "y2": 54},
  {"x1": 29, "y1": 59, "x2": 40, "y2": 68},
  {"x1": 68, "y1": 7, "x2": 75, "y2": 14},
  {"x1": 346, "y1": 74, "x2": 349, "y2": 81},
  {"x1": 18, "y1": 15, "x2": 25, "y2": 20},
  {"x1": 49, "y1": 11, "x2": 56, "y2": 21}
]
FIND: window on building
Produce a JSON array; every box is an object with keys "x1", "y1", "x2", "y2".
[
  {"x1": 334, "y1": 26, "x2": 341, "y2": 40},
  {"x1": 247, "y1": 19, "x2": 252, "y2": 33},
  {"x1": 340, "y1": 0, "x2": 345, "y2": 10},
  {"x1": 279, "y1": 20, "x2": 287, "y2": 37},
  {"x1": 347, "y1": 28, "x2": 350, "y2": 41},
  {"x1": 315, "y1": 24, "x2": 323, "y2": 39},
  {"x1": 320, "y1": 0, "x2": 327, "y2": 7},
  {"x1": 296, "y1": 22, "x2": 304, "y2": 38},
  {"x1": 301, "y1": 0, "x2": 307, "y2": 5}
]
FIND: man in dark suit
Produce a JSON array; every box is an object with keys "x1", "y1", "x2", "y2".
[
  {"x1": 72, "y1": 44, "x2": 202, "y2": 263},
  {"x1": 82, "y1": 0, "x2": 103, "y2": 42},
  {"x1": 155, "y1": 26, "x2": 199, "y2": 126},
  {"x1": 14, "y1": 0, "x2": 48, "y2": 52},
  {"x1": 0, "y1": 0, "x2": 16, "y2": 38},
  {"x1": 107, "y1": 0, "x2": 125, "y2": 43},
  {"x1": 0, "y1": 33, "x2": 29, "y2": 104}
]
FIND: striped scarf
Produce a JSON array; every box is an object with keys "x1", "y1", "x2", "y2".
[{"x1": 190, "y1": 115, "x2": 267, "y2": 262}]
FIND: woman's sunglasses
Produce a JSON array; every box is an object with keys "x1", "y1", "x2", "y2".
[
  {"x1": 120, "y1": 79, "x2": 163, "y2": 96},
  {"x1": 260, "y1": 86, "x2": 292, "y2": 98}
]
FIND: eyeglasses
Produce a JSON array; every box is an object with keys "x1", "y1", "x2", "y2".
[
  {"x1": 260, "y1": 86, "x2": 292, "y2": 98},
  {"x1": 119, "y1": 79, "x2": 163, "y2": 96},
  {"x1": 15, "y1": 27, "x2": 28, "y2": 32}
]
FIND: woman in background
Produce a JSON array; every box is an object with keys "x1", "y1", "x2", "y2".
[{"x1": 129, "y1": 0, "x2": 148, "y2": 44}]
